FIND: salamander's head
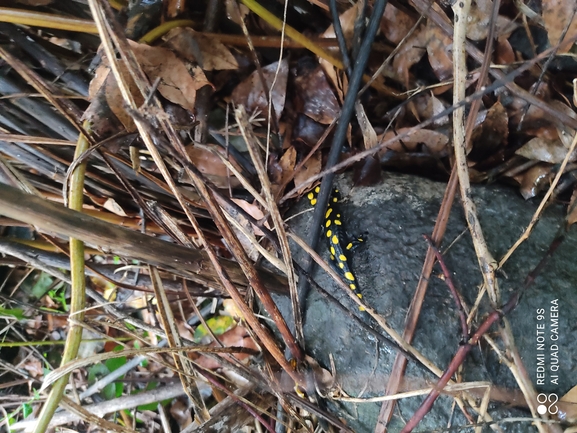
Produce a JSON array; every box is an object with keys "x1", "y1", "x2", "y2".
[{"x1": 307, "y1": 186, "x2": 341, "y2": 206}]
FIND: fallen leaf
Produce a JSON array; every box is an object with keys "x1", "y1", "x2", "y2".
[
  {"x1": 380, "y1": 3, "x2": 417, "y2": 44},
  {"x1": 294, "y1": 66, "x2": 340, "y2": 125},
  {"x1": 426, "y1": 23, "x2": 453, "y2": 82},
  {"x1": 294, "y1": 151, "x2": 321, "y2": 194},
  {"x1": 378, "y1": 127, "x2": 449, "y2": 155},
  {"x1": 466, "y1": 0, "x2": 517, "y2": 41},
  {"x1": 129, "y1": 40, "x2": 212, "y2": 113},
  {"x1": 542, "y1": 0, "x2": 577, "y2": 52},
  {"x1": 515, "y1": 137, "x2": 577, "y2": 164},
  {"x1": 514, "y1": 163, "x2": 552, "y2": 199},
  {"x1": 558, "y1": 383, "x2": 577, "y2": 422},
  {"x1": 164, "y1": 28, "x2": 239, "y2": 71},
  {"x1": 183, "y1": 144, "x2": 241, "y2": 188},
  {"x1": 391, "y1": 26, "x2": 427, "y2": 88},
  {"x1": 470, "y1": 101, "x2": 508, "y2": 161},
  {"x1": 495, "y1": 36, "x2": 515, "y2": 65},
  {"x1": 231, "y1": 59, "x2": 288, "y2": 122},
  {"x1": 104, "y1": 62, "x2": 144, "y2": 132},
  {"x1": 231, "y1": 198, "x2": 266, "y2": 236},
  {"x1": 355, "y1": 101, "x2": 377, "y2": 149},
  {"x1": 279, "y1": 146, "x2": 297, "y2": 189}
]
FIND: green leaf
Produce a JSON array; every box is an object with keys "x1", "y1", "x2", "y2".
[
  {"x1": 22, "y1": 403, "x2": 33, "y2": 418},
  {"x1": 0, "y1": 307, "x2": 25, "y2": 321},
  {"x1": 193, "y1": 316, "x2": 235, "y2": 342},
  {"x1": 30, "y1": 272, "x2": 54, "y2": 299}
]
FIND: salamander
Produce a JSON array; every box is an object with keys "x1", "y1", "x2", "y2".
[{"x1": 307, "y1": 186, "x2": 365, "y2": 310}]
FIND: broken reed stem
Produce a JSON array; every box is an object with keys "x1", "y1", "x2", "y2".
[
  {"x1": 450, "y1": 0, "x2": 499, "y2": 306},
  {"x1": 32, "y1": 122, "x2": 90, "y2": 433}
]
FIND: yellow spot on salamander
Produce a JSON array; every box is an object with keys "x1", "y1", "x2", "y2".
[
  {"x1": 339, "y1": 262, "x2": 345, "y2": 269},
  {"x1": 326, "y1": 229, "x2": 332, "y2": 238},
  {"x1": 346, "y1": 243, "x2": 353, "y2": 250},
  {"x1": 349, "y1": 283, "x2": 356, "y2": 290},
  {"x1": 332, "y1": 197, "x2": 338, "y2": 203},
  {"x1": 311, "y1": 198, "x2": 317, "y2": 205},
  {"x1": 339, "y1": 254, "x2": 347, "y2": 261},
  {"x1": 330, "y1": 255, "x2": 335, "y2": 260},
  {"x1": 330, "y1": 246, "x2": 336, "y2": 256},
  {"x1": 344, "y1": 271, "x2": 355, "y2": 281},
  {"x1": 307, "y1": 192, "x2": 314, "y2": 200},
  {"x1": 326, "y1": 219, "x2": 331, "y2": 227},
  {"x1": 334, "y1": 220, "x2": 342, "y2": 226},
  {"x1": 332, "y1": 235, "x2": 339, "y2": 245},
  {"x1": 315, "y1": 186, "x2": 320, "y2": 193},
  {"x1": 357, "y1": 293, "x2": 363, "y2": 299},
  {"x1": 325, "y1": 208, "x2": 333, "y2": 218}
]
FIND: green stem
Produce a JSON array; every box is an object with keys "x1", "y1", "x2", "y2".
[{"x1": 33, "y1": 123, "x2": 91, "y2": 433}]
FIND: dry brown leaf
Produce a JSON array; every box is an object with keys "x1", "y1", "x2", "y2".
[
  {"x1": 542, "y1": 0, "x2": 577, "y2": 53},
  {"x1": 355, "y1": 101, "x2": 377, "y2": 149},
  {"x1": 380, "y1": 3, "x2": 417, "y2": 44},
  {"x1": 515, "y1": 137, "x2": 577, "y2": 164},
  {"x1": 426, "y1": 23, "x2": 453, "y2": 82},
  {"x1": 230, "y1": 59, "x2": 288, "y2": 122},
  {"x1": 184, "y1": 145, "x2": 241, "y2": 189},
  {"x1": 466, "y1": 0, "x2": 517, "y2": 41},
  {"x1": 470, "y1": 101, "x2": 508, "y2": 159},
  {"x1": 412, "y1": 92, "x2": 449, "y2": 126},
  {"x1": 225, "y1": 0, "x2": 249, "y2": 26},
  {"x1": 129, "y1": 40, "x2": 211, "y2": 113},
  {"x1": 378, "y1": 127, "x2": 449, "y2": 154},
  {"x1": 88, "y1": 63, "x2": 109, "y2": 99},
  {"x1": 549, "y1": 100, "x2": 577, "y2": 148},
  {"x1": 558, "y1": 383, "x2": 577, "y2": 422},
  {"x1": 294, "y1": 66, "x2": 340, "y2": 125},
  {"x1": 104, "y1": 62, "x2": 143, "y2": 132},
  {"x1": 495, "y1": 36, "x2": 515, "y2": 65},
  {"x1": 164, "y1": 28, "x2": 239, "y2": 71},
  {"x1": 295, "y1": 151, "x2": 321, "y2": 194},
  {"x1": 195, "y1": 325, "x2": 259, "y2": 369},
  {"x1": 279, "y1": 146, "x2": 297, "y2": 189},
  {"x1": 390, "y1": 27, "x2": 427, "y2": 88},
  {"x1": 514, "y1": 163, "x2": 552, "y2": 199},
  {"x1": 231, "y1": 198, "x2": 266, "y2": 236},
  {"x1": 322, "y1": 3, "x2": 360, "y2": 48}
]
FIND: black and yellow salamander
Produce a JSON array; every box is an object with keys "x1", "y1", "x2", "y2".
[{"x1": 307, "y1": 186, "x2": 365, "y2": 310}]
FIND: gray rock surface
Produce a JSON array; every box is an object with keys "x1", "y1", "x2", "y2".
[{"x1": 277, "y1": 173, "x2": 576, "y2": 432}]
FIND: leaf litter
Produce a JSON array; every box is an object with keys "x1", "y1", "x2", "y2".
[{"x1": 2, "y1": 0, "x2": 577, "y2": 431}]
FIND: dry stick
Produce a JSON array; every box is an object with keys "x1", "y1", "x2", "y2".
[
  {"x1": 423, "y1": 236, "x2": 469, "y2": 341},
  {"x1": 89, "y1": 0, "x2": 304, "y2": 384},
  {"x1": 12, "y1": 385, "x2": 187, "y2": 432},
  {"x1": 149, "y1": 266, "x2": 203, "y2": 423},
  {"x1": 236, "y1": 106, "x2": 303, "y2": 348},
  {"x1": 452, "y1": 0, "x2": 498, "y2": 305}
]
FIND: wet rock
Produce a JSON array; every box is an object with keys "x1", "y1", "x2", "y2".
[{"x1": 278, "y1": 172, "x2": 576, "y2": 432}]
